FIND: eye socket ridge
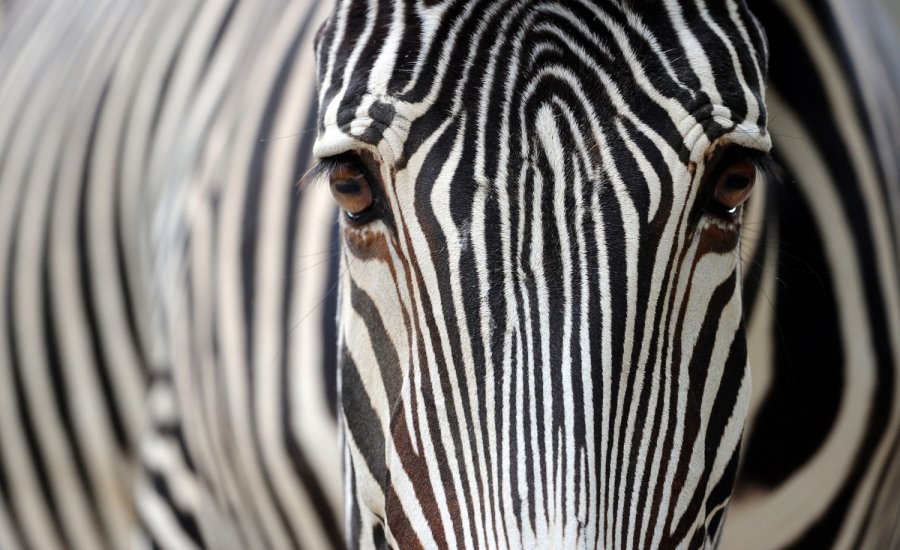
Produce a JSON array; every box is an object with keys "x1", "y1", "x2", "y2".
[{"x1": 701, "y1": 145, "x2": 774, "y2": 220}]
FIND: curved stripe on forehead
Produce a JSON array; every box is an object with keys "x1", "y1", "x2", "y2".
[{"x1": 315, "y1": 0, "x2": 769, "y2": 165}]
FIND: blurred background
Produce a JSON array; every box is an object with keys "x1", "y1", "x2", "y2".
[{"x1": 887, "y1": 0, "x2": 900, "y2": 26}]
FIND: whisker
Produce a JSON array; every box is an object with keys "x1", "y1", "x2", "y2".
[
  {"x1": 259, "y1": 127, "x2": 318, "y2": 143},
  {"x1": 293, "y1": 249, "x2": 342, "y2": 276}
]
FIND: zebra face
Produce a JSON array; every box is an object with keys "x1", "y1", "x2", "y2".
[{"x1": 314, "y1": 1, "x2": 772, "y2": 547}]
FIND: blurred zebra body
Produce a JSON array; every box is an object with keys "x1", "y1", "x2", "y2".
[
  {"x1": 0, "y1": 1, "x2": 342, "y2": 548},
  {"x1": 0, "y1": 0, "x2": 897, "y2": 549},
  {"x1": 729, "y1": 3, "x2": 900, "y2": 547}
]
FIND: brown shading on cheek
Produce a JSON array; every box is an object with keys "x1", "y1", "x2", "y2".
[
  {"x1": 386, "y1": 484, "x2": 425, "y2": 550},
  {"x1": 344, "y1": 225, "x2": 392, "y2": 261},
  {"x1": 385, "y1": 403, "x2": 448, "y2": 550},
  {"x1": 696, "y1": 220, "x2": 741, "y2": 257}
]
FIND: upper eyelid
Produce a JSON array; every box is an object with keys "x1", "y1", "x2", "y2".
[
  {"x1": 305, "y1": 150, "x2": 388, "y2": 196},
  {"x1": 303, "y1": 153, "x2": 364, "y2": 190},
  {"x1": 701, "y1": 145, "x2": 783, "y2": 193},
  {"x1": 312, "y1": 154, "x2": 356, "y2": 178},
  {"x1": 712, "y1": 124, "x2": 772, "y2": 155},
  {"x1": 704, "y1": 143, "x2": 767, "y2": 169}
]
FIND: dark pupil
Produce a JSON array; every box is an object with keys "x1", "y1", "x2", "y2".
[
  {"x1": 724, "y1": 173, "x2": 751, "y2": 190},
  {"x1": 334, "y1": 178, "x2": 362, "y2": 195}
]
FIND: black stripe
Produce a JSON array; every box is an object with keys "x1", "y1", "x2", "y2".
[
  {"x1": 341, "y1": 350, "x2": 386, "y2": 492},
  {"x1": 78, "y1": 78, "x2": 131, "y2": 450}
]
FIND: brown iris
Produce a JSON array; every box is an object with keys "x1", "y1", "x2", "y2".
[
  {"x1": 713, "y1": 158, "x2": 756, "y2": 214},
  {"x1": 330, "y1": 165, "x2": 374, "y2": 220}
]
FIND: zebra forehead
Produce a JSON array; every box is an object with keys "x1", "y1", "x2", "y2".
[{"x1": 316, "y1": 0, "x2": 768, "y2": 150}]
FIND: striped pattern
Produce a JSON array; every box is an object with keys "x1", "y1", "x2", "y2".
[
  {"x1": 314, "y1": 0, "x2": 772, "y2": 547},
  {"x1": 0, "y1": 4, "x2": 153, "y2": 548},
  {"x1": 729, "y1": 1, "x2": 900, "y2": 548},
  {"x1": 0, "y1": 0, "x2": 898, "y2": 548},
  {"x1": 315, "y1": 0, "x2": 900, "y2": 548},
  {"x1": 0, "y1": 1, "x2": 343, "y2": 548}
]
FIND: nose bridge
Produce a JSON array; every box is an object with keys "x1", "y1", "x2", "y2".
[{"x1": 338, "y1": 188, "x2": 747, "y2": 550}]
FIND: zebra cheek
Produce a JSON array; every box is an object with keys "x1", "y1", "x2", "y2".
[
  {"x1": 342, "y1": 225, "x2": 391, "y2": 261},
  {"x1": 697, "y1": 222, "x2": 742, "y2": 256}
]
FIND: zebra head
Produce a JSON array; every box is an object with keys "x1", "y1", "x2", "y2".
[{"x1": 314, "y1": 1, "x2": 772, "y2": 547}]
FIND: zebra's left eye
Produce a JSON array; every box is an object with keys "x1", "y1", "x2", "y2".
[{"x1": 328, "y1": 163, "x2": 376, "y2": 223}]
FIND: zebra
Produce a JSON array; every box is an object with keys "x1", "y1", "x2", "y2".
[
  {"x1": 311, "y1": 0, "x2": 900, "y2": 547},
  {"x1": 0, "y1": 0, "x2": 898, "y2": 549},
  {"x1": 315, "y1": 0, "x2": 772, "y2": 546}
]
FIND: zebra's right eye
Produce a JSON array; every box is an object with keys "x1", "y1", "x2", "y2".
[
  {"x1": 328, "y1": 162, "x2": 377, "y2": 224},
  {"x1": 701, "y1": 145, "x2": 766, "y2": 220},
  {"x1": 712, "y1": 157, "x2": 756, "y2": 214}
]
